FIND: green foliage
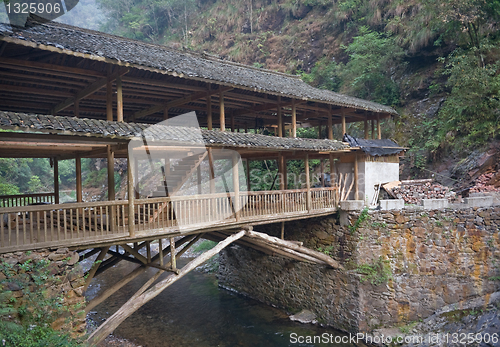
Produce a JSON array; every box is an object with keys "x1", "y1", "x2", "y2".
[
  {"x1": 301, "y1": 56, "x2": 342, "y2": 91},
  {"x1": 317, "y1": 245, "x2": 335, "y2": 257},
  {"x1": 0, "y1": 321, "x2": 82, "y2": 347},
  {"x1": 348, "y1": 206, "x2": 369, "y2": 234},
  {"x1": 27, "y1": 176, "x2": 44, "y2": 194},
  {"x1": 356, "y1": 256, "x2": 393, "y2": 286},
  {"x1": 193, "y1": 240, "x2": 217, "y2": 252},
  {"x1": 341, "y1": 27, "x2": 405, "y2": 106},
  {"x1": 0, "y1": 260, "x2": 82, "y2": 346}
]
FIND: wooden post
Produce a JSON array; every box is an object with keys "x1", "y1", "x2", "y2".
[
  {"x1": 107, "y1": 146, "x2": 115, "y2": 201},
  {"x1": 377, "y1": 113, "x2": 381, "y2": 139},
  {"x1": 280, "y1": 221, "x2": 285, "y2": 240},
  {"x1": 159, "y1": 239, "x2": 164, "y2": 266},
  {"x1": 232, "y1": 152, "x2": 240, "y2": 221},
  {"x1": 76, "y1": 156, "x2": 82, "y2": 203},
  {"x1": 291, "y1": 99, "x2": 297, "y2": 138},
  {"x1": 219, "y1": 92, "x2": 225, "y2": 131},
  {"x1": 163, "y1": 108, "x2": 168, "y2": 121},
  {"x1": 244, "y1": 124, "x2": 248, "y2": 133},
  {"x1": 208, "y1": 148, "x2": 215, "y2": 194},
  {"x1": 106, "y1": 68, "x2": 113, "y2": 121},
  {"x1": 305, "y1": 154, "x2": 311, "y2": 211},
  {"x1": 127, "y1": 149, "x2": 135, "y2": 237},
  {"x1": 230, "y1": 113, "x2": 235, "y2": 132},
  {"x1": 364, "y1": 114, "x2": 369, "y2": 139},
  {"x1": 283, "y1": 157, "x2": 287, "y2": 190},
  {"x1": 134, "y1": 158, "x2": 140, "y2": 199},
  {"x1": 277, "y1": 97, "x2": 282, "y2": 137},
  {"x1": 116, "y1": 77, "x2": 123, "y2": 122},
  {"x1": 74, "y1": 99, "x2": 80, "y2": 118},
  {"x1": 329, "y1": 153, "x2": 335, "y2": 188},
  {"x1": 277, "y1": 152, "x2": 284, "y2": 190},
  {"x1": 320, "y1": 159, "x2": 325, "y2": 187},
  {"x1": 246, "y1": 159, "x2": 251, "y2": 191},
  {"x1": 354, "y1": 154, "x2": 359, "y2": 201},
  {"x1": 197, "y1": 164, "x2": 202, "y2": 194},
  {"x1": 371, "y1": 120, "x2": 375, "y2": 139},
  {"x1": 341, "y1": 108, "x2": 346, "y2": 136},
  {"x1": 170, "y1": 237, "x2": 176, "y2": 271},
  {"x1": 318, "y1": 124, "x2": 322, "y2": 139},
  {"x1": 328, "y1": 106, "x2": 333, "y2": 140},
  {"x1": 207, "y1": 92, "x2": 212, "y2": 130},
  {"x1": 53, "y1": 158, "x2": 59, "y2": 204}
]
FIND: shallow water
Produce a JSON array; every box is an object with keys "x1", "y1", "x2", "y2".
[{"x1": 86, "y1": 258, "x2": 355, "y2": 347}]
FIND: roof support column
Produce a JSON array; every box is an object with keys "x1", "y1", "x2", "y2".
[
  {"x1": 232, "y1": 152, "x2": 240, "y2": 221},
  {"x1": 76, "y1": 156, "x2": 82, "y2": 203},
  {"x1": 305, "y1": 154, "x2": 311, "y2": 211},
  {"x1": 318, "y1": 124, "x2": 322, "y2": 139},
  {"x1": 74, "y1": 99, "x2": 80, "y2": 118},
  {"x1": 291, "y1": 99, "x2": 297, "y2": 138},
  {"x1": 208, "y1": 148, "x2": 215, "y2": 194},
  {"x1": 230, "y1": 114, "x2": 235, "y2": 132},
  {"x1": 246, "y1": 159, "x2": 251, "y2": 192},
  {"x1": 107, "y1": 145, "x2": 115, "y2": 202},
  {"x1": 127, "y1": 149, "x2": 135, "y2": 237},
  {"x1": 106, "y1": 78, "x2": 113, "y2": 121},
  {"x1": 116, "y1": 77, "x2": 123, "y2": 122},
  {"x1": 371, "y1": 120, "x2": 375, "y2": 139},
  {"x1": 354, "y1": 154, "x2": 359, "y2": 200},
  {"x1": 364, "y1": 113, "x2": 369, "y2": 139},
  {"x1": 328, "y1": 106, "x2": 333, "y2": 140},
  {"x1": 163, "y1": 108, "x2": 169, "y2": 121},
  {"x1": 320, "y1": 159, "x2": 325, "y2": 187},
  {"x1": 207, "y1": 90, "x2": 212, "y2": 130},
  {"x1": 329, "y1": 153, "x2": 335, "y2": 190},
  {"x1": 134, "y1": 158, "x2": 140, "y2": 199},
  {"x1": 341, "y1": 108, "x2": 346, "y2": 136},
  {"x1": 278, "y1": 152, "x2": 285, "y2": 190},
  {"x1": 277, "y1": 97, "x2": 282, "y2": 137},
  {"x1": 219, "y1": 92, "x2": 225, "y2": 131},
  {"x1": 377, "y1": 113, "x2": 381, "y2": 139},
  {"x1": 53, "y1": 158, "x2": 59, "y2": 205},
  {"x1": 197, "y1": 165, "x2": 202, "y2": 195}
]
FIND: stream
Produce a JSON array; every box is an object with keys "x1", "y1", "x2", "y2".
[{"x1": 86, "y1": 256, "x2": 356, "y2": 347}]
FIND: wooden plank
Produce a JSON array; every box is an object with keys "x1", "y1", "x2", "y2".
[
  {"x1": 83, "y1": 247, "x2": 110, "y2": 292},
  {"x1": 86, "y1": 230, "x2": 245, "y2": 346},
  {"x1": 52, "y1": 68, "x2": 129, "y2": 114}
]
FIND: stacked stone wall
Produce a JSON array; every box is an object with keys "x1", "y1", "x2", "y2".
[
  {"x1": 219, "y1": 206, "x2": 500, "y2": 332},
  {"x1": 0, "y1": 248, "x2": 86, "y2": 335}
]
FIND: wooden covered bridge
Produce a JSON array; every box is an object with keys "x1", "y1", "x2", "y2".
[{"x1": 0, "y1": 20, "x2": 401, "y2": 344}]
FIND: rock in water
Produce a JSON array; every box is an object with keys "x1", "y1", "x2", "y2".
[{"x1": 289, "y1": 309, "x2": 317, "y2": 324}]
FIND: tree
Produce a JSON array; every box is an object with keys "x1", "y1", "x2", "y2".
[{"x1": 341, "y1": 26, "x2": 405, "y2": 106}]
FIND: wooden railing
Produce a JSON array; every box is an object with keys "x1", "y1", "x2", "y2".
[
  {"x1": 0, "y1": 187, "x2": 338, "y2": 252},
  {"x1": 0, "y1": 200, "x2": 129, "y2": 250},
  {"x1": 0, "y1": 193, "x2": 56, "y2": 207}
]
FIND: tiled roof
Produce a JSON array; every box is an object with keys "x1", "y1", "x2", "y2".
[
  {"x1": 0, "y1": 20, "x2": 397, "y2": 116},
  {"x1": 0, "y1": 111, "x2": 348, "y2": 152}
]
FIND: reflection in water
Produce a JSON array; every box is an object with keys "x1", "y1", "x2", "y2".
[{"x1": 87, "y1": 258, "x2": 355, "y2": 347}]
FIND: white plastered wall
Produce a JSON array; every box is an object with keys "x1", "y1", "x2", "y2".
[{"x1": 359, "y1": 160, "x2": 400, "y2": 205}]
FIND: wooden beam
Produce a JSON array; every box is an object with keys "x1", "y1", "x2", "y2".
[
  {"x1": 208, "y1": 148, "x2": 215, "y2": 194},
  {"x1": 232, "y1": 153, "x2": 240, "y2": 221},
  {"x1": 277, "y1": 97, "x2": 282, "y2": 137},
  {"x1": 377, "y1": 113, "x2": 381, "y2": 139},
  {"x1": 354, "y1": 154, "x2": 359, "y2": 200},
  {"x1": 133, "y1": 86, "x2": 232, "y2": 120},
  {"x1": 53, "y1": 158, "x2": 59, "y2": 204},
  {"x1": 116, "y1": 76, "x2": 123, "y2": 122},
  {"x1": 278, "y1": 152, "x2": 285, "y2": 190},
  {"x1": 232, "y1": 99, "x2": 305, "y2": 117},
  {"x1": 341, "y1": 108, "x2": 346, "y2": 136},
  {"x1": 291, "y1": 99, "x2": 297, "y2": 138},
  {"x1": 83, "y1": 247, "x2": 110, "y2": 292},
  {"x1": 305, "y1": 154, "x2": 311, "y2": 211},
  {"x1": 163, "y1": 108, "x2": 168, "y2": 121},
  {"x1": 86, "y1": 230, "x2": 246, "y2": 346},
  {"x1": 76, "y1": 156, "x2": 82, "y2": 203},
  {"x1": 220, "y1": 91, "x2": 225, "y2": 131},
  {"x1": 245, "y1": 159, "x2": 251, "y2": 191},
  {"x1": 0, "y1": 57, "x2": 106, "y2": 78},
  {"x1": 107, "y1": 146, "x2": 115, "y2": 202},
  {"x1": 170, "y1": 237, "x2": 176, "y2": 271},
  {"x1": 128, "y1": 149, "x2": 135, "y2": 237},
  {"x1": 371, "y1": 119, "x2": 375, "y2": 139},
  {"x1": 207, "y1": 85, "x2": 212, "y2": 130},
  {"x1": 51, "y1": 68, "x2": 129, "y2": 114},
  {"x1": 364, "y1": 112, "x2": 368, "y2": 139},
  {"x1": 327, "y1": 106, "x2": 333, "y2": 140},
  {"x1": 74, "y1": 99, "x2": 79, "y2": 118},
  {"x1": 107, "y1": 77, "x2": 113, "y2": 121}
]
